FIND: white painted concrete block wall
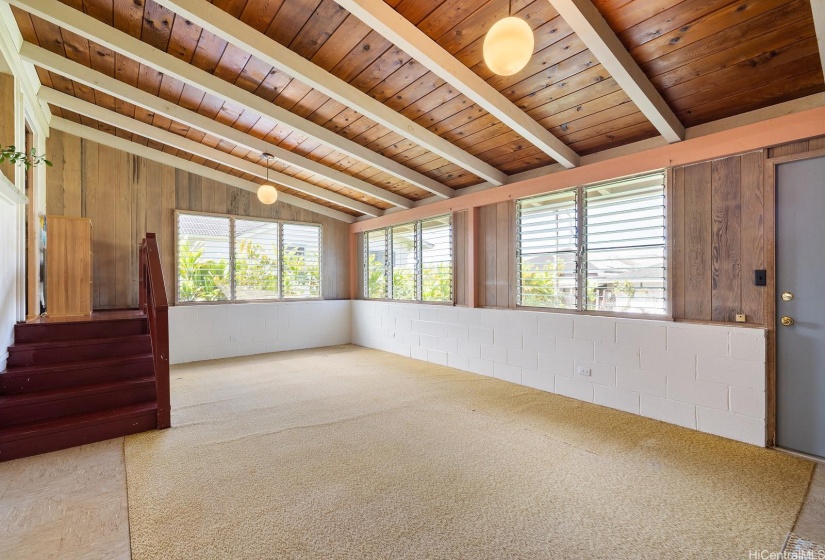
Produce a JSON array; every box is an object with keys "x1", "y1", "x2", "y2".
[
  {"x1": 352, "y1": 300, "x2": 767, "y2": 447},
  {"x1": 169, "y1": 300, "x2": 351, "y2": 364}
]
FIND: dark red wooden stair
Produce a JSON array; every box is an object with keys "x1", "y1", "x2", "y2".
[{"x1": 0, "y1": 234, "x2": 171, "y2": 462}]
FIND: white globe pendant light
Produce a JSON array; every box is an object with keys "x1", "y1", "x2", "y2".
[
  {"x1": 483, "y1": 2, "x2": 534, "y2": 77},
  {"x1": 257, "y1": 152, "x2": 279, "y2": 205}
]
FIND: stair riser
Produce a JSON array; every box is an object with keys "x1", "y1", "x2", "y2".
[
  {"x1": 1, "y1": 360, "x2": 154, "y2": 394},
  {"x1": 8, "y1": 338, "x2": 152, "y2": 367},
  {"x1": 14, "y1": 319, "x2": 148, "y2": 343},
  {"x1": 0, "y1": 412, "x2": 157, "y2": 463},
  {"x1": 0, "y1": 384, "x2": 157, "y2": 427}
]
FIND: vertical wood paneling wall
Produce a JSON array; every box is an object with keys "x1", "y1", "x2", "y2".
[
  {"x1": 45, "y1": 130, "x2": 350, "y2": 309},
  {"x1": 476, "y1": 201, "x2": 515, "y2": 309},
  {"x1": 671, "y1": 152, "x2": 767, "y2": 325}
]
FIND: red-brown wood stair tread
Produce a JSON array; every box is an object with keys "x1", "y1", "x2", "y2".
[{"x1": 0, "y1": 402, "x2": 158, "y2": 442}]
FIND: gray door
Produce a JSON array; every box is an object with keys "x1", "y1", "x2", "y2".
[{"x1": 776, "y1": 155, "x2": 825, "y2": 458}]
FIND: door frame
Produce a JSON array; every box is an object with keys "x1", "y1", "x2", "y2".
[{"x1": 764, "y1": 147, "x2": 825, "y2": 447}]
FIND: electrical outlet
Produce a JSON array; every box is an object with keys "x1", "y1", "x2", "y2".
[
  {"x1": 577, "y1": 366, "x2": 591, "y2": 377},
  {"x1": 389, "y1": 332, "x2": 396, "y2": 339},
  {"x1": 735, "y1": 314, "x2": 746, "y2": 323},
  {"x1": 229, "y1": 335, "x2": 239, "y2": 342}
]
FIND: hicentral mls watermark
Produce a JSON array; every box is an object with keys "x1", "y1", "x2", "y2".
[{"x1": 749, "y1": 551, "x2": 825, "y2": 560}]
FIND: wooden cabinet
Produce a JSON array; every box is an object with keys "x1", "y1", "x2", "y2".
[{"x1": 46, "y1": 216, "x2": 93, "y2": 317}]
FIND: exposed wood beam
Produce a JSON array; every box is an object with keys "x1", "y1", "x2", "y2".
[
  {"x1": 20, "y1": 43, "x2": 412, "y2": 210},
  {"x1": 41, "y1": 88, "x2": 383, "y2": 217},
  {"x1": 547, "y1": 0, "x2": 685, "y2": 143},
  {"x1": 154, "y1": 0, "x2": 509, "y2": 186},
  {"x1": 49, "y1": 116, "x2": 355, "y2": 223},
  {"x1": 7, "y1": 0, "x2": 456, "y2": 199},
  {"x1": 334, "y1": 0, "x2": 580, "y2": 170},
  {"x1": 812, "y1": 0, "x2": 825, "y2": 83},
  {"x1": 0, "y1": 2, "x2": 49, "y2": 136},
  {"x1": 349, "y1": 102, "x2": 825, "y2": 231}
]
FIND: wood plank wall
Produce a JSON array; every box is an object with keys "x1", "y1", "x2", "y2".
[
  {"x1": 0, "y1": 73, "x2": 15, "y2": 183},
  {"x1": 45, "y1": 129, "x2": 350, "y2": 309},
  {"x1": 671, "y1": 152, "x2": 767, "y2": 325},
  {"x1": 476, "y1": 201, "x2": 516, "y2": 309}
]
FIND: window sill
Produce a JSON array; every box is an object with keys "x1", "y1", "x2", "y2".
[
  {"x1": 360, "y1": 298, "x2": 454, "y2": 306},
  {"x1": 175, "y1": 298, "x2": 325, "y2": 306},
  {"x1": 513, "y1": 305, "x2": 673, "y2": 322}
]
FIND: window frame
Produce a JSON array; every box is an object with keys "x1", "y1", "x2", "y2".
[
  {"x1": 515, "y1": 172, "x2": 671, "y2": 320},
  {"x1": 363, "y1": 214, "x2": 454, "y2": 305},
  {"x1": 174, "y1": 209, "x2": 323, "y2": 305}
]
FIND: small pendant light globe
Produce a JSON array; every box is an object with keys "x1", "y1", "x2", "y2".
[
  {"x1": 483, "y1": 17, "x2": 534, "y2": 76},
  {"x1": 257, "y1": 184, "x2": 278, "y2": 205}
]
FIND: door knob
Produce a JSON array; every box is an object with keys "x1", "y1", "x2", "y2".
[
  {"x1": 781, "y1": 291, "x2": 794, "y2": 302},
  {"x1": 780, "y1": 316, "x2": 795, "y2": 327}
]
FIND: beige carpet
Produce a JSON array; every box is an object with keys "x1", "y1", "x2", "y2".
[{"x1": 124, "y1": 345, "x2": 812, "y2": 559}]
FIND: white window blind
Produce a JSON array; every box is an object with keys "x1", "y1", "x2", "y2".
[
  {"x1": 391, "y1": 223, "x2": 417, "y2": 301},
  {"x1": 364, "y1": 214, "x2": 453, "y2": 303},
  {"x1": 516, "y1": 172, "x2": 667, "y2": 315},
  {"x1": 176, "y1": 212, "x2": 322, "y2": 303},
  {"x1": 420, "y1": 215, "x2": 452, "y2": 302},
  {"x1": 177, "y1": 213, "x2": 231, "y2": 302},
  {"x1": 584, "y1": 174, "x2": 666, "y2": 314},
  {"x1": 365, "y1": 229, "x2": 388, "y2": 299},
  {"x1": 282, "y1": 223, "x2": 321, "y2": 299},
  {"x1": 517, "y1": 190, "x2": 578, "y2": 309},
  {"x1": 234, "y1": 219, "x2": 280, "y2": 301}
]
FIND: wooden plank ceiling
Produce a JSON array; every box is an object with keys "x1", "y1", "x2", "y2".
[{"x1": 11, "y1": 0, "x2": 824, "y2": 218}]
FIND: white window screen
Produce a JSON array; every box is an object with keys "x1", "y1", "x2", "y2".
[
  {"x1": 177, "y1": 213, "x2": 231, "y2": 302},
  {"x1": 364, "y1": 214, "x2": 452, "y2": 303},
  {"x1": 517, "y1": 190, "x2": 578, "y2": 309},
  {"x1": 584, "y1": 174, "x2": 666, "y2": 314},
  {"x1": 282, "y1": 223, "x2": 321, "y2": 299},
  {"x1": 176, "y1": 212, "x2": 322, "y2": 303},
  {"x1": 365, "y1": 229, "x2": 388, "y2": 299},
  {"x1": 420, "y1": 215, "x2": 452, "y2": 302},
  {"x1": 391, "y1": 223, "x2": 417, "y2": 301},
  {"x1": 234, "y1": 219, "x2": 280, "y2": 301}
]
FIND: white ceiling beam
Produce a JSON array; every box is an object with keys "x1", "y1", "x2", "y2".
[
  {"x1": 335, "y1": 0, "x2": 580, "y2": 169},
  {"x1": 20, "y1": 43, "x2": 412, "y2": 210},
  {"x1": 7, "y1": 0, "x2": 456, "y2": 199},
  {"x1": 41, "y1": 87, "x2": 383, "y2": 217},
  {"x1": 548, "y1": 0, "x2": 685, "y2": 143},
  {"x1": 0, "y1": 2, "x2": 49, "y2": 135},
  {"x1": 49, "y1": 116, "x2": 355, "y2": 223},
  {"x1": 812, "y1": 0, "x2": 825, "y2": 83},
  {"x1": 154, "y1": 0, "x2": 509, "y2": 186}
]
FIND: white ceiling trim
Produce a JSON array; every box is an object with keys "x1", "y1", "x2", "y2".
[
  {"x1": 155, "y1": 0, "x2": 509, "y2": 186},
  {"x1": 20, "y1": 43, "x2": 412, "y2": 210},
  {"x1": 812, "y1": 0, "x2": 825, "y2": 85},
  {"x1": 41, "y1": 88, "x2": 383, "y2": 217},
  {"x1": 335, "y1": 0, "x2": 581, "y2": 169},
  {"x1": 548, "y1": 0, "x2": 685, "y2": 143},
  {"x1": 7, "y1": 0, "x2": 456, "y2": 199},
  {"x1": 49, "y1": 116, "x2": 356, "y2": 223},
  {"x1": 0, "y1": 2, "x2": 49, "y2": 135}
]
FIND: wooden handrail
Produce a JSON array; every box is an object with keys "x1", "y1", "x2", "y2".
[{"x1": 139, "y1": 233, "x2": 171, "y2": 429}]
